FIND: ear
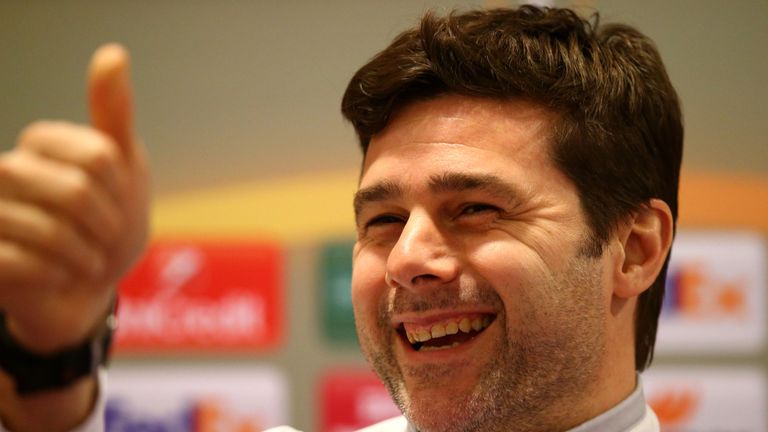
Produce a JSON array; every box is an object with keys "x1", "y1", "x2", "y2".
[{"x1": 613, "y1": 199, "x2": 674, "y2": 299}]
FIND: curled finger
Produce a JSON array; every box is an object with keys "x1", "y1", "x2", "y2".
[
  {"x1": 0, "y1": 151, "x2": 122, "y2": 245},
  {"x1": 0, "y1": 198, "x2": 105, "y2": 279}
]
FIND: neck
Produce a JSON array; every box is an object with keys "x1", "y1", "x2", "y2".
[{"x1": 564, "y1": 297, "x2": 639, "y2": 429}]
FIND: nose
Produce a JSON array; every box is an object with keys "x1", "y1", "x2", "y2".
[{"x1": 385, "y1": 210, "x2": 460, "y2": 291}]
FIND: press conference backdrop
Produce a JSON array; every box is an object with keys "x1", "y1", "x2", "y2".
[{"x1": 1, "y1": 0, "x2": 766, "y2": 431}]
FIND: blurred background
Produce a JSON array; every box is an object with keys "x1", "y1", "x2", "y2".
[{"x1": 1, "y1": 0, "x2": 766, "y2": 430}]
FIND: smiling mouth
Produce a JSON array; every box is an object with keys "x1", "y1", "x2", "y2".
[{"x1": 397, "y1": 315, "x2": 495, "y2": 352}]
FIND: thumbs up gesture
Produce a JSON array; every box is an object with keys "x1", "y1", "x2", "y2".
[{"x1": 0, "y1": 44, "x2": 149, "y2": 354}]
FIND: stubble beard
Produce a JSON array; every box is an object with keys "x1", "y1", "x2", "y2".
[{"x1": 358, "y1": 255, "x2": 607, "y2": 432}]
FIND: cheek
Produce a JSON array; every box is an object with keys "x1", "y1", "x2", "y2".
[
  {"x1": 351, "y1": 251, "x2": 388, "y2": 326},
  {"x1": 468, "y1": 238, "x2": 549, "y2": 287},
  {"x1": 467, "y1": 238, "x2": 552, "y2": 322},
  {"x1": 351, "y1": 251, "x2": 391, "y2": 363}
]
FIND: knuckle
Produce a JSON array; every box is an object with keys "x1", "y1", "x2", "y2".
[
  {"x1": 0, "y1": 152, "x2": 22, "y2": 182},
  {"x1": 0, "y1": 240, "x2": 70, "y2": 289},
  {"x1": 0, "y1": 154, "x2": 11, "y2": 180},
  {"x1": 16, "y1": 120, "x2": 71, "y2": 150},
  {"x1": 84, "y1": 144, "x2": 120, "y2": 177},
  {"x1": 62, "y1": 171, "x2": 94, "y2": 210},
  {"x1": 17, "y1": 120, "x2": 53, "y2": 144}
]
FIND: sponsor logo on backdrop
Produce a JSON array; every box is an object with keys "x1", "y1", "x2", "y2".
[
  {"x1": 319, "y1": 369, "x2": 400, "y2": 432},
  {"x1": 106, "y1": 365, "x2": 288, "y2": 432},
  {"x1": 664, "y1": 262, "x2": 746, "y2": 318},
  {"x1": 648, "y1": 388, "x2": 699, "y2": 426},
  {"x1": 116, "y1": 240, "x2": 283, "y2": 351},
  {"x1": 656, "y1": 231, "x2": 766, "y2": 354},
  {"x1": 644, "y1": 367, "x2": 766, "y2": 431},
  {"x1": 107, "y1": 398, "x2": 264, "y2": 432}
]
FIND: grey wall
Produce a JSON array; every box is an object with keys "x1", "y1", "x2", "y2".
[{"x1": 2, "y1": 0, "x2": 766, "y2": 196}]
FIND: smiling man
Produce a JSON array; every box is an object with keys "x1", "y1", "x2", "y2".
[
  {"x1": 337, "y1": 6, "x2": 681, "y2": 432},
  {"x1": 0, "y1": 5, "x2": 681, "y2": 432}
]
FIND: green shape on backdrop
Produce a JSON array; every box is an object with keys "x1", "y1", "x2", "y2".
[{"x1": 320, "y1": 240, "x2": 358, "y2": 344}]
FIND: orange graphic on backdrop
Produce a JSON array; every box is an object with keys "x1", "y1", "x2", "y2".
[
  {"x1": 717, "y1": 282, "x2": 745, "y2": 314},
  {"x1": 648, "y1": 389, "x2": 699, "y2": 425},
  {"x1": 675, "y1": 264, "x2": 746, "y2": 317},
  {"x1": 678, "y1": 267, "x2": 702, "y2": 312},
  {"x1": 196, "y1": 399, "x2": 262, "y2": 432}
]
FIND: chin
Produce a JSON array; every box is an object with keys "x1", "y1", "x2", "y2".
[
  {"x1": 394, "y1": 377, "x2": 495, "y2": 432},
  {"x1": 403, "y1": 396, "x2": 490, "y2": 432}
]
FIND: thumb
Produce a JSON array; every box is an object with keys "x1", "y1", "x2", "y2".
[{"x1": 87, "y1": 43, "x2": 136, "y2": 159}]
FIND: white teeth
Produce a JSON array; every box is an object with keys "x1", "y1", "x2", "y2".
[
  {"x1": 405, "y1": 315, "x2": 493, "y2": 347},
  {"x1": 445, "y1": 322, "x2": 459, "y2": 335},
  {"x1": 406, "y1": 331, "x2": 415, "y2": 344},
  {"x1": 431, "y1": 324, "x2": 446, "y2": 338},
  {"x1": 416, "y1": 329, "x2": 431, "y2": 342},
  {"x1": 459, "y1": 318, "x2": 472, "y2": 333}
]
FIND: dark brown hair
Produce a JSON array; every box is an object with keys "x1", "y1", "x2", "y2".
[{"x1": 341, "y1": 6, "x2": 683, "y2": 371}]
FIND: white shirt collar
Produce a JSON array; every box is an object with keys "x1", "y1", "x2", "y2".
[{"x1": 568, "y1": 374, "x2": 648, "y2": 432}]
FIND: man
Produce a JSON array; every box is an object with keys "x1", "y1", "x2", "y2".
[
  {"x1": 339, "y1": 7, "x2": 680, "y2": 431},
  {"x1": 0, "y1": 5, "x2": 681, "y2": 432}
]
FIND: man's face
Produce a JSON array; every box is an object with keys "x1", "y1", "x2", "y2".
[{"x1": 351, "y1": 95, "x2": 614, "y2": 432}]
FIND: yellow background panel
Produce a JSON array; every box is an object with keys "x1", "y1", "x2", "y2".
[{"x1": 152, "y1": 169, "x2": 768, "y2": 243}]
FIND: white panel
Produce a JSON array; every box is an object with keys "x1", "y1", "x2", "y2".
[
  {"x1": 105, "y1": 364, "x2": 289, "y2": 431},
  {"x1": 656, "y1": 231, "x2": 766, "y2": 354},
  {"x1": 643, "y1": 367, "x2": 767, "y2": 432}
]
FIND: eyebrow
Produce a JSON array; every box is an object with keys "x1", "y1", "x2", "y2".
[
  {"x1": 428, "y1": 172, "x2": 522, "y2": 200},
  {"x1": 353, "y1": 180, "x2": 404, "y2": 219},
  {"x1": 353, "y1": 172, "x2": 524, "y2": 220}
]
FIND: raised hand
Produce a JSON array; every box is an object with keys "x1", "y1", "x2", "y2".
[{"x1": 0, "y1": 44, "x2": 149, "y2": 354}]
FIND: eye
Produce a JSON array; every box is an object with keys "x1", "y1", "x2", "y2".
[
  {"x1": 460, "y1": 203, "x2": 500, "y2": 216},
  {"x1": 365, "y1": 214, "x2": 405, "y2": 228}
]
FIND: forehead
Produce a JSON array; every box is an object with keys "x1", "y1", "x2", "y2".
[{"x1": 360, "y1": 95, "x2": 559, "y2": 187}]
